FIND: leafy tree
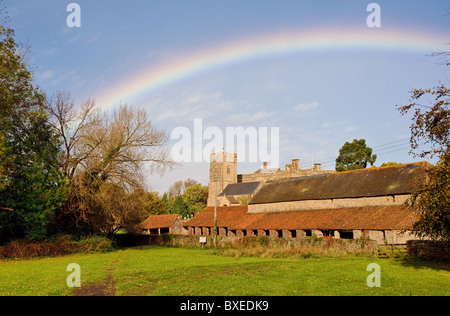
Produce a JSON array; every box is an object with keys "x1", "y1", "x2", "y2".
[
  {"x1": 335, "y1": 139, "x2": 377, "y2": 172},
  {"x1": 0, "y1": 25, "x2": 66, "y2": 240},
  {"x1": 167, "y1": 178, "x2": 198, "y2": 203},
  {"x1": 380, "y1": 162, "x2": 401, "y2": 167},
  {"x1": 144, "y1": 191, "x2": 170, "y2": 215},
  {"x1": 398, "y1": 69, "x2": 450, "y2": 240},
  {"x1": 183, "y1": 183, "x2": 208, "y2": 214},
  {"x1": 171, "y1": 196, "x2": 189, "y2": 218},
  {"x1": 160, "y1": 193, "x2": 170, "y2": 211}
]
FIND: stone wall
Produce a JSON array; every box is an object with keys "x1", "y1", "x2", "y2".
[
  {"x1": 407, "y1": 240, "x2": 450, "y2": 261},
  {"x1": 248, "y1": 195, "x2": 410, "y2": 213},
  {"x1": 116, "y1": 234, "x2": 378, "y2": 256},
  {"x1": 240, "y1": 169, "x2": 331, "y2": 183}
]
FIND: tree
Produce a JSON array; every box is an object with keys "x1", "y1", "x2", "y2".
[
  {"x1": 47, "y1": 91, "x2": 175, "y2": 234},
  {"x1": 143, "y1": 191, "x2": 170, "y2": 216},
  {"x1": 398, "y1": 69, "x2": 450, "y2": 240},
  {"x1": 380, "y1": 162, "x2": 401, "y2": 167},
  {"x1": 171, "y1": 196, "x2": 189, "y2": 218},
  {"x1": 0, "y1": 25, "x2": 66, "y2": 240},
  {"x1": 335, "y1": 139, "x2": 377, "y2": 172},
  {"x1": 183, "y1": 184, "x2": 208, "y2": 214},
  {"x1": 167, "y1": 178, "x2": 198, "y2": 203}
]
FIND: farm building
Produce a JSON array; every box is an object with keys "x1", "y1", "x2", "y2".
[
  {"x1": 183, "y1": 160, "x2": 430, "y2": 244},
  {"x1": 139, "y1": 156, "x2": 430, "y2": 245},
  {"x1": 139, "y1": 214, "x2": 186, "y2": 235}
]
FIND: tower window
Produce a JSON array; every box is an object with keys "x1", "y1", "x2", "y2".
[{"x1": 227, "y1": 166, "x2": 230, "y2": 174}]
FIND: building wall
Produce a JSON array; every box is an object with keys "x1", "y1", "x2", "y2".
[
  {"x1": 184, "y1": 225, "x2": 417, "y2": 245},
  {"x1": 207, "y1": 153, "x2": 237, "y2": 206},
  {"x1": 240, "y1": 168, "x2": 332, "y2": 183},
  {"x1": 248, "y1": 194, "x2": 410, "y2": 213}
]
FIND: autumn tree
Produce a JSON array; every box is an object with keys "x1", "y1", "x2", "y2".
[
  {"x1": 398, "y1": 66, "x2": 450, "y2": 240},
  {"x1": 167, "y1": 178, "x2": 198, "y2": 203},
  {"x1": 47, "y1": 91, "x2": 175, "y2": 234},
  {"x1": 335, "y1": 139, "x2": 377, "y2": 172},
  {"x1": 182, "y1": 183, "x2": 208, "y2": 214}
]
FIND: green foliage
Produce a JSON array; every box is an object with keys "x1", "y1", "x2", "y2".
[
  {"x1": 182, "y1": 183, "x2": 208, "y2": 214},
  {"x1": 380, "y1": 162, "x2": 401, "y2": 167},
  {"x1": 398, "y1": 68, "x2": 450, "y2": 241},
  {"x1": 0, "y1": 25, "x2": 66, "y2": 241},
  {"x1": 143, "y1": 191, "x2": 170, "y2": 215},
  {"x1": 335, "y1": 139, "x2": 377, "y2": 172},
  {"x1": 164, "y1": 180, "x2": 208, "y2": 217},
  {"x1": 406, "y1": 154, "x2": 450, "y2": 240},
  {"x1": 171, "y1": 196, "x2": 190, "y2": 218}
]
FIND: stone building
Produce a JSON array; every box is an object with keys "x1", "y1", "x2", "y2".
[
  {"x1": 139, "y1": 214, "x2": 187, "y2": 235},
  {"x1": 184, "y1": 159, "x2": 431, "y2": 244},
  {"x1": 207, "y1": 152, "x2": 332, "y2": 207}
]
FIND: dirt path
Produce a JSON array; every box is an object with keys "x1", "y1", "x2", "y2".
[{"x1": 71, "y1": 250, "x2": 123, "y2": 296}]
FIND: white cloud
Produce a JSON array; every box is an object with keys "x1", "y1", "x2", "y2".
[
  {"x1": 294, "y1": 101, "x2": 320, "y2": 112},
  {"x1": 38, "y1": 70, "x2": 54, "y2": 80}
]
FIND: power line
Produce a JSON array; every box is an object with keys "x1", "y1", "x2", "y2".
[{"x1": 298, "y1": 138, "x2": 418, "y2": 169}]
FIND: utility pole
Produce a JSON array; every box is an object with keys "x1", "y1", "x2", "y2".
[{"x1": 213, "y1": 174, "x2": 219, "y2": 247}]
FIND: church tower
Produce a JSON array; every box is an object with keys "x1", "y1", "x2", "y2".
[{"x1": 207, "y1": 152, "x2": 237, "y2": 206}]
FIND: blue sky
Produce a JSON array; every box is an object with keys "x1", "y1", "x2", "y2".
[{"x1": 3, "y1": 0, "x2": 450, "y2": 193}]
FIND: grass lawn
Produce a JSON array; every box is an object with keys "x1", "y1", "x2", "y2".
[{"x1": 0, "y1": 245, "x2": 448, "y2": 296}]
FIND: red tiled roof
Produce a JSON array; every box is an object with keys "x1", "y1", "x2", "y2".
[
  {"x1": 183, "y1": 206, "x2": 248, "y2": 228},
  {"x1": 183, "y1": 205, "x2": 418, "y2": 231},
  {"x1": 139, "y1": 214, "x2": 180, "y2": 230}
]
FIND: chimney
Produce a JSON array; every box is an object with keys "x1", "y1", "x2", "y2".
[
  {"x1": 313, "y1": 163, "x2": 322, "y2": 171},
  {"x1": 292, "y1": 159, "x2": 299, "y2": 170},
  {"x1": 263, "y1": 162, "x2": 268, "y2": 170}
]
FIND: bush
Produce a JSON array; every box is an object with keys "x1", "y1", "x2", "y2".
[
  {"x1": 0, "y1": 235, "x2": 114, "y2": 259},
  {"x1": 77, "y1": 236, "x2": 113, "y2": 253}
]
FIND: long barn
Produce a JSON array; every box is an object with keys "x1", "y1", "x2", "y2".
[{"x1": 182, "y1": 161, "x2": 430, "y2": 244}]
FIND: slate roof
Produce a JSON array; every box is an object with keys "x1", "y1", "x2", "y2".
[
  {"x1": 182, "y1": 205, "x2": 418, "y2": 231},
  {"x1": 139, "y1": 214, "x2": 180, "y2": 230},
  {"x1": 249, "y1": 162, "x2": 430, "y2": 205},
  {"x1": 219, "y1": 181, "x2": 260, "y2": 197}
]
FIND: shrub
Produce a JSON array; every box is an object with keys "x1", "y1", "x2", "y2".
[{"x1": 0, "y1": 235, "x2": 114, "y2": 259}]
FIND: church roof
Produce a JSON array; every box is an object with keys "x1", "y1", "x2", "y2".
[
  {"x1": 249, "y1": 162, "x2": 430, "y2": 205},
  {"x1": 219, "y1": 181, "x2": 260, "y2": 197}
]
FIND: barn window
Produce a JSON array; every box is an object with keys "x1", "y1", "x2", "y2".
[
  {"x1": 160, "y1": 227, "x2": 170, "y2": 234},
  {"x1": 305, "y1": 230, "x2": 312, "y2": 237},
  {"x1": 289, "y1": 230, "x2": 297, "y2": 238},
  {"x1": 340, "y1": 231, "x2": 354, "y2": 239}
]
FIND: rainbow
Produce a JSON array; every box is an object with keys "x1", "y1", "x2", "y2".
[{"x1": 96, "y1": 27, "x2": 448, "y2": 109}]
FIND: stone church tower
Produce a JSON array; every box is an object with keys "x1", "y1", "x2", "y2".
[{"x1": 207, "y1": 152, "x2": 237, "y2": 206}]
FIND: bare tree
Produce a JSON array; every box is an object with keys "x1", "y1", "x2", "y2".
[{"x1": 47, "y1": 91, "x2": 176, "y2": 233}]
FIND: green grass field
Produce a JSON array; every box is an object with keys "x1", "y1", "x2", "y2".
[{"x1": 0, "y1": 246, "x2": 448, "y2": 296}]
